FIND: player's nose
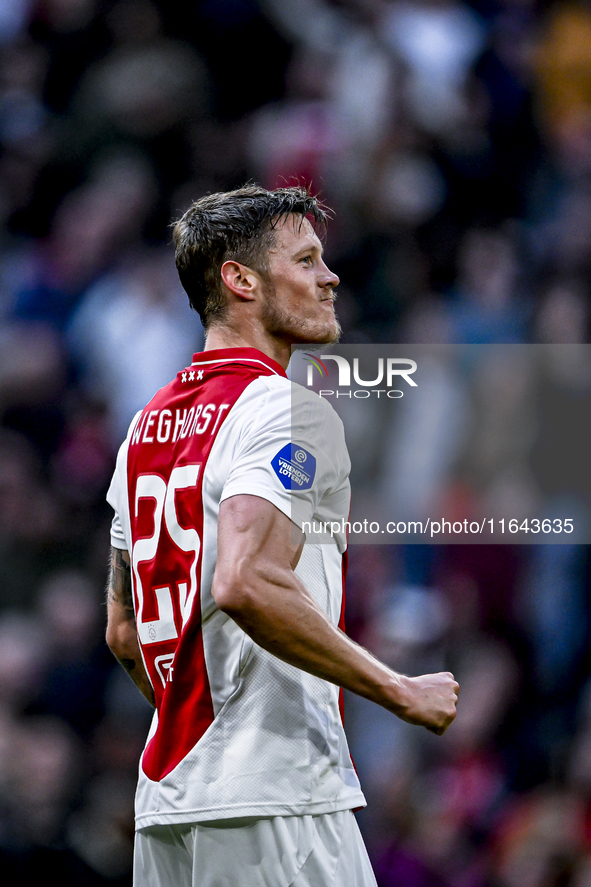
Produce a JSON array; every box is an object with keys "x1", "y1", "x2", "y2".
[{"x1": 320, "y1": 262, "x2": 339, "y2": 290}]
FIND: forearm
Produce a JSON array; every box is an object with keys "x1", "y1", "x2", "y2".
[
  {"x1": 105, "y1": 547, "x2": 155, "y2": 707},
  {"x1": 215, "y1": 564, "x2": 408, "y2": 716},
  {"x1": 214, "y1": 495, "x2": 458, "y2": 734},
  {"x1": 107, "y1": 613, "x2": 155, "y2": 706}
]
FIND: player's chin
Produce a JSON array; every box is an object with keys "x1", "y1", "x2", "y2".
[{"x1": 302, "y1": 316, "x2": 342, "y2": 346}]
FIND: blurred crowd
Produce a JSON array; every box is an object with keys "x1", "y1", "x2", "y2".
[{"x1": 1, "y1": 0, "x2": 591, "y2": 884}]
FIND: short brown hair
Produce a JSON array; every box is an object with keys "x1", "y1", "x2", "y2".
[{"x1": 172, "y1": 183, "x2": 329, "y2": 329}]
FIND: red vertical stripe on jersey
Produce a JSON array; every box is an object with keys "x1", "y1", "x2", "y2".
[
  {"x1": 127, "y1": 349, "x2": 286, "y2": 782},
  {"x1": 141, "y1": 617, "x2": 212, "y2": 779}
]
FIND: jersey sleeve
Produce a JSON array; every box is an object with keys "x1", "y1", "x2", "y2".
[
  {"x1": 109, "y1": 511, "x2": 127, "y2": 549},
  {"x1": 219, "y1": 378, "x2": 350, "y2": 533},
  {"x1": 106, "y1": 411, "x2": 142, "y2": 551},
  {"x1": 106, "y1": 440, "x2": 129, "y2": 550}
]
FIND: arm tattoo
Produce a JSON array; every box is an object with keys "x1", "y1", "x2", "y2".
[
  {"x1": 119, "y1": 657, "x2": 138, "y2": 674},
  {"x1": 106, "y1": 549, "x2": 134, "y2": 615},
  {"x1": 105, "y1": 547, "x2": 155, "y2": 706}
]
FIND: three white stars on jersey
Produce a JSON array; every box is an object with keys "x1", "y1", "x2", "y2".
[{"x1": 181, "y1": 370, "x2": 205, "y2": 383}]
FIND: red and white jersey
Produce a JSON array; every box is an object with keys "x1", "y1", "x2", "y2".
[{"x1": 106, "y1": 347, "x2": 365, "y2": 828}]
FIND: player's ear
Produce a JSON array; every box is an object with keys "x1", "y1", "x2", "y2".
[{"x1": 220, "y1": 260, "x2": 258, "y2": 302}]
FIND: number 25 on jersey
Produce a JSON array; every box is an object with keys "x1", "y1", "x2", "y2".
[{"x1": 131, "y1": 465, "x2": 202, "y2": 646}]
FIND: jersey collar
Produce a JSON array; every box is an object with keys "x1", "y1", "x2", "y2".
[{"x1": 191, "y1": 347, "x2": 287, "y2": 378}]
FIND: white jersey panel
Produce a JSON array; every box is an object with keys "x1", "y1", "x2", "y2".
[
  {"x1": 218, "y1": 375, "x2": 351, "y2": 552},
  {"x1": 198, "y1": 375, "x2": 350, "y2": 718}
]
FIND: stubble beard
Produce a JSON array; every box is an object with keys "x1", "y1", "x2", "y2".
[{"x1": 260, "y1": 282, "x2": 342, "y2": 347}]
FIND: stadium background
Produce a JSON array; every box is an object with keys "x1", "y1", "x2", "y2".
[{"x1": 1, "y1": 0, "x2": 591, "y2": 883}]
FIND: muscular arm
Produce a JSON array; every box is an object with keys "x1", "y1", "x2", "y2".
[
  {"x1": 212, "y1": 495, "x2": 459, "y2": 735},
  {"x1": 105, "y1": 547, "x2": 155, "y2": 707}
]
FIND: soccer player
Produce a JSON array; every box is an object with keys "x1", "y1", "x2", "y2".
[{"x1": 105, "y1": 184, "x2": 459, "y2": 887}]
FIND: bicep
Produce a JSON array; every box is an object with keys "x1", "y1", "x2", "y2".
[{"x1": 213, "y1": 495, "x2": 304, "y2": 611}]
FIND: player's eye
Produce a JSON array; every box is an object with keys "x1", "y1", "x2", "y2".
[{"x1": 301, "y1": 255, "x2": 313, "y2": 265}]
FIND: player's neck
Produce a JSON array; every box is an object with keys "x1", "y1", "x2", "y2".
[{"x1": 203, "y1": 324, "x2": 291, "y2": 370}]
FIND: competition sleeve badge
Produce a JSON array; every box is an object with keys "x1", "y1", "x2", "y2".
[{"x1": 271, "y1": 443, "x2": 316, "y2": 491}]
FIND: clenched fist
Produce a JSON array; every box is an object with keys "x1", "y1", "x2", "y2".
[{"x1": 393, "y1": 671, "x2": 460, "y2": 735}]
